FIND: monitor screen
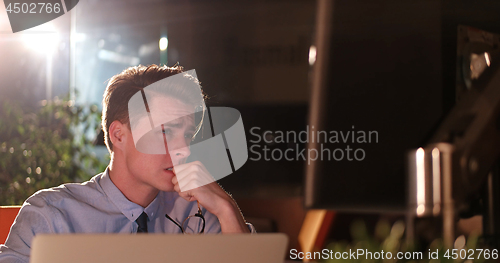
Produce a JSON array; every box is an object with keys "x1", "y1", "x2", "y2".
[{"x1": 305, "y1": 0, "x2": 500, "y2": 212}]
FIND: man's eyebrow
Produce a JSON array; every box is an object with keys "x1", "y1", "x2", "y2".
[
  {"x1": 162, "y1": 120, "x2": 196, "y2": 132},
  {"x1": 163, "y1": 121, "x2": 183, "y2": 128}
]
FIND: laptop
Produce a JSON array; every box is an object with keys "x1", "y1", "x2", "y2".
[{"x1": 30, "y1": 233, "x2": 288, "y2": 263}]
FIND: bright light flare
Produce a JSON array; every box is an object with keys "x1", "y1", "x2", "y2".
[
  {"x1": 416, "y1": 147, "x2": 425, "y2": 216},
  {"x1": 308, "y1": 45, "x2": 317, "y2": 65},
  {"x1": 159, "y1": 37, "x2": 168, "y2": 51},
  {"x1": 431, "y1": 147, "x2": 441, "y2": 215},
  {"x1": 21, "y1": 23, "x2": 59, "y2": 53},
  {"x1": 485, "y1": 52, "x2": 491, "y2": 67}
]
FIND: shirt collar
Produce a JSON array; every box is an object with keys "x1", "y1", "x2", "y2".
[{"x1": 99, "y1": 167, "x2": 161, "y2": 222}]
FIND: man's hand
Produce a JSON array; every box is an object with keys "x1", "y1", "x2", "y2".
[{"x1": 172, "y1": 161, "x2": 250, "y2": 233}]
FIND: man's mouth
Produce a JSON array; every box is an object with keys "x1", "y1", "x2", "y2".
[{"x1": 165, "y1": 167, "x2": 173, "y2": 171}]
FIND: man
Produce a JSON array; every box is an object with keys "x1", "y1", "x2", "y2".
[{"x1": 0, "y1": 64, "x2": 253, "y2": 263}]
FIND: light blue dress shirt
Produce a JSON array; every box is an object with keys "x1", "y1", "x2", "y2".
[{"x1": 0, "y1": 168, "x2": 222, "y2": 263}]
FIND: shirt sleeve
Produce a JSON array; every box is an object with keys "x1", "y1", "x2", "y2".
[
  {"x1": 202, "y1": 209, "x2": 222, "y2": 234},
  {"x1": 202, "y1": 208, "x2": 256, "y2": 234},
  {"x1": 0, "y1": 194, "x2": 55, "y2": 263}
]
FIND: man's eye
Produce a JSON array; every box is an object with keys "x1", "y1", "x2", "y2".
[{"x1": 162, "y1": 129, "x2": 172, "y2": 135}]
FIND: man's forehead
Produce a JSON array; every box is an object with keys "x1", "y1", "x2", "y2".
[
  {"x1": 148, "y1": 96, "x2": 196, "y2": 123},
  {"x1": 128, "y1": 69, "x2": 205, "y2": 146}
]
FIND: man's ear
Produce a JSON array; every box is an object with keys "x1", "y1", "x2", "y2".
[{"x1": 109, "y1": 120, "x2": 128, "y2": 151}]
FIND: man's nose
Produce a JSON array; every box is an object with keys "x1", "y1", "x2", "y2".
[{"x1": 168, "y1": 138, "x2": 191, "y2": 162}]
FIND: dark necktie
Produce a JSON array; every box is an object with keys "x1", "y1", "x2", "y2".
[{"x1": 136, "y1": 212, "x2": 148, "y2": 233}]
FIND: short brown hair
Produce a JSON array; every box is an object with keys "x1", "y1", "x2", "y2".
[{"x1": 101, "y1": 64, "x2": 205, "y2": 153}]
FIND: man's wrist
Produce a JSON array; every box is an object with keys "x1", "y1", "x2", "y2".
[
  {"x1": 216, "y1": 198, "x2": 240, "y2": 220},
  {"x1": 216, "y1": 199, "x2": 250, "y2": 233}
]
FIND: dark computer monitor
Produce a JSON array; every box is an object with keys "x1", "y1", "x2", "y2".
[{"x1": 305, "y1": 0, "x2": 500, "y2": 212}]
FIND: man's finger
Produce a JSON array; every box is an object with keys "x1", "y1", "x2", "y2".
[
  {"x1": 176, "y1": 172, "x2": 214, "y2": 192},
  {"x1": 172, "y1": 175, "x2": 178, "y2": 185},
  {"x1": 173, "y1": 161, "x2": 207, "y2": 175},
  {"x1": 172, "y1": 162, "x2": 193, "y2": 174},
  {"x1": 178, "y1": 191, "x2": 196, "y2": 202},
  {"x1": 173, "y1": 184, "x2": 181, "y2": 193}
]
